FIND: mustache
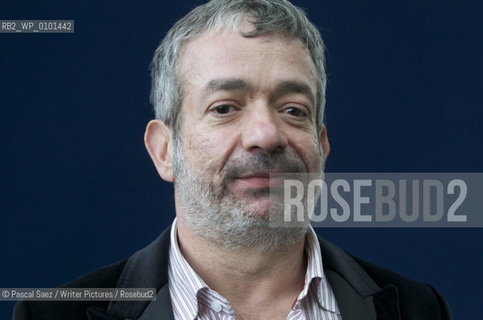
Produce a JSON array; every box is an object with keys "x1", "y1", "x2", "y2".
[{"x1": 222, "y1": 151, "x2": 307, "y2": 182}]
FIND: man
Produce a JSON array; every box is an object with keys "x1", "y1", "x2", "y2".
[{"x1": 14, "y1": 0, "x2": 451, "y2": 319}]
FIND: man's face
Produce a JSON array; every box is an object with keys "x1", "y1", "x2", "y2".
[{"x1": 172, "y1": 27, "x2": 324, "y2": 251}]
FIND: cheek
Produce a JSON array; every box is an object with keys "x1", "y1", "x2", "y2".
[
  {"x1": 183, "y1": 126, "x2": 229, "y2": 173},
  {"x1": 293, "y1": 135, "x2": 322, "y2": 171}
]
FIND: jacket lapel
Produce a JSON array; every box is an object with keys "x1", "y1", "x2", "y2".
[
  {"x1": 325, "y1": 269, "x2": 377, "y2": 320},
  {"x1": 86, "y1": 306, "x2": 125, "y2": 320},
  {"x1": 137, "y1": 284, "x2": 174, "y2": 320},
  {"x1": 88, "y1": 227, "x2": 174, "y2": 320},
  {"x1": 318, "y1": 236, "x2": 401, "y2": 320},
  {"x1": 372, "y1": 284, "x2": 401, "y2": 320}
]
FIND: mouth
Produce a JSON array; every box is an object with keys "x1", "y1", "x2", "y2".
[{"x1": 235, "y1": 171, "x2": 286, "y2": 189}]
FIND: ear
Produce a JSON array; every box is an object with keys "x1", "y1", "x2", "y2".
[
  {"x1": 319, "y1": 125, "x2": 330, "y2": 160},
  {"x1": 144, "y1": 120, "x2": 175, "y2": 182}
]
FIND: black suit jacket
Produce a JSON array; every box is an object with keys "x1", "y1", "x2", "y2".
[{"x1": 13, "y1": 226, "x2": 452, "y2": 320}]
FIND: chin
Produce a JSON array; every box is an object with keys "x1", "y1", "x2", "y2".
[{"x1": 242, "y1": 198, "x2": 275, "y2": 218}]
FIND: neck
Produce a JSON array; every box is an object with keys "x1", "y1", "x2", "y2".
[{"x1": 176, "y1": 215, "x2": 307, "y2": 315}]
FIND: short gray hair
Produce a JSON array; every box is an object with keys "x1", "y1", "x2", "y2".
[{"x1": 150, "y1": 0, "x2": 327, "y2": 131}]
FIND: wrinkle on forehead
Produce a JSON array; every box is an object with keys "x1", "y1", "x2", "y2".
[{"x1": 178, "y1": 27, "x2": 316, "y2": 85}]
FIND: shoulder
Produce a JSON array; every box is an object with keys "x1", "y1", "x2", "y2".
[
  {"x1": 13, "y1": 227, "x2": 173, "y2": 320},
  {"x1": 13, "y1": 259, "x2": 127, "y2": 320},
  {"x1": 316, "y1": 235, "x2": 451, "y2": 319}
]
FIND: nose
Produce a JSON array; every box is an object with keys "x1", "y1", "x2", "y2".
[{"x1": 241, "y1": 103, "x2": 288, "y2": 153}]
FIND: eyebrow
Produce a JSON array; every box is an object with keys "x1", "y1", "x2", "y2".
[
  {"x1": 204, "y1": 78, "x2": 252, "y2": 94},
  {"x1": 271, "y1": 81, "x2": 316, "y2": 105},
  {"x1": 202, "y1": 78, "x2": 315, "y2": 105}
]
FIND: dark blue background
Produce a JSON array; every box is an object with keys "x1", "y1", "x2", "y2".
[{"x1": 1, "y1": 0, "x2": 481, "y2": 318}]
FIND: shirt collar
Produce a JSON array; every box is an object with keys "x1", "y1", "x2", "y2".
[
  {"x1": 168, "y1": 218, "x2": 207, "y2": 320},
  {"x1": 297, "y1": 225, "x2": 341, "y2": 314},
  {"x1": 169, "y1": 219, "x2": 234, "y2": 319}
]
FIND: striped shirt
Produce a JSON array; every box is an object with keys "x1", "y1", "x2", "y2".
[{"x1": 168, "y1": 219, "x2": 342, "y2": 320}]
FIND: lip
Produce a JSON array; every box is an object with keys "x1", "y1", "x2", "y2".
[{"x1": 235, "y1": 171, "x2": 286, "y2": 188}]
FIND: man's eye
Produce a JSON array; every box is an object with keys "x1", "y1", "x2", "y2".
[
  {"x1": 212, "y1": 105, "x2": 235, "y2": 114},
  {"x1": 283, "y1": 107, "x2": 308, "y2": 118}
]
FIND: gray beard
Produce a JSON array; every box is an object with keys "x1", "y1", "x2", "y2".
[{"x1": 171, "y1": 135, "x2": 321, "y2": 254}]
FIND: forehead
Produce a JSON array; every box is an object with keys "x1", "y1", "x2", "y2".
[{"x1": 177, "y1": 29, "x2": 317, "y2": 90}]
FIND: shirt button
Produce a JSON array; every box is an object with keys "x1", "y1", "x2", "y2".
[{"x1": 211, "y1": 301, "x2": 223, "y2": 313}]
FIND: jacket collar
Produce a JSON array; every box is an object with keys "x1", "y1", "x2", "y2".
[{"x1": 87, "y1": 226, "x2": 400, "y2": 320}]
